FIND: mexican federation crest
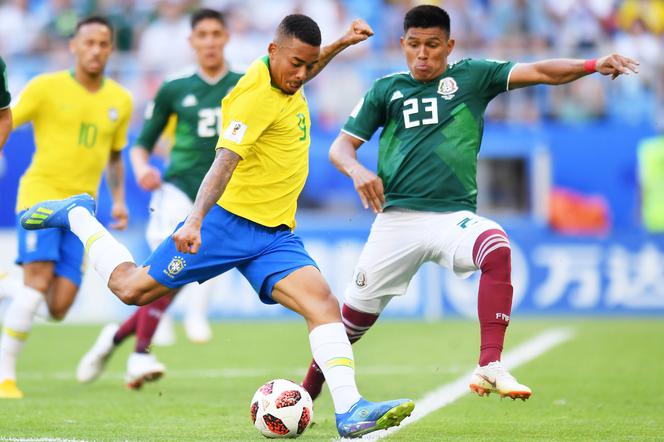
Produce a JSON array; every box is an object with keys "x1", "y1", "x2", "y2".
[
  {"x1": 164, "y1": 255, "x2": 186, "y2": 278},
  {"x1": 437, "y1": 77, "x2": 458, "y2": 100}
]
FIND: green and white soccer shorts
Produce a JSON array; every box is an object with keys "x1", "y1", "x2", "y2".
[{"x1": 344, "y1": 208, "x2": 506, "y2": 314}]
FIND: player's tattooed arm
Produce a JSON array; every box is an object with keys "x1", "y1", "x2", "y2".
[
  {"x1": 304, "y1": 19, "x2": 374, "y2": 84},
  {"x1": 107, "y1": 150, "x2": 128, "y2": 230},
  {"x1": 509, "y1": 54, "x2": 639, "y2": 89},
  {"x1": 173, "y1": 148, "x2": 241, "y2": 254}
]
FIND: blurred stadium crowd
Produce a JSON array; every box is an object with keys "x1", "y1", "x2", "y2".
[{"x1": 1, "y1": 0, "x2": 662, "y2": 131}]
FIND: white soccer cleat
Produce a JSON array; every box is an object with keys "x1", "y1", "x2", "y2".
[
  {"x1": 184, "y1": 315, "x2": 212, "y2": 344},
  {"x1": 77, "y1": 323, "x2": 119, "y2": 383},
  {"x1": 469, "y1": 361, "x2": 532, "y2": 400},
  {"x1": 152, "y1": 314, "x2": 176, "y2": 347},
  {"x1": 125, "y1": 352, "x2": 166, "y2": 390}
]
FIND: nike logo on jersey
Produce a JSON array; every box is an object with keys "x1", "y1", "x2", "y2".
[
  {"x1": 390, "y1": 90, "x2": 404, "y2": 101},
  {"x1": 182, "y1": 94, "x2": 198, "y2": 107}
]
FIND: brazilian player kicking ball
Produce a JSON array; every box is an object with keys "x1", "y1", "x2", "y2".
[
  {"x1": 0, "y1": 17, "x2": 132, "y2": 399},
  {"x1": 21, "y1": 15, "x2": 415, "y2": 438},
  {"x1": 0, "y1": 57, "x2": 11, "y2": 150},
  {"x1": 76, "y1": 8, "x2": 243, "y2": 390},
  {"x1": 302, "y1": 5, "x2": 639, "y2": 402}
]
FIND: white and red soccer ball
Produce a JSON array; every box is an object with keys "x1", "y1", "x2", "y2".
[{"x1": 250, "y1": 379, "x2": 313, "y2": 438}]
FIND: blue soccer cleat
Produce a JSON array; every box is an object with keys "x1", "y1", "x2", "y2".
[
  {"x1": 20, "y1": 194, "x2": 96, "y2": 231},
  {"x1": 336, "y1": 397, "x2": 415, "y2": 438}
]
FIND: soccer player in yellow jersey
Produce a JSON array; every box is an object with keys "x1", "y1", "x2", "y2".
[
  {"x1": 0, "y1": 16, "x2": 132, "y2": 399},
  {"x1": 22, "y1": 14, "x2": 415, "y2": 436}
]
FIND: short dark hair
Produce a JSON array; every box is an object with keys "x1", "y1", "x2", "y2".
[
  {"x1": 403, "y1": 5, "x2": 451, "y2": 36},
  {"x1": 191, "y1": 8, "x2": 226, "y2": 29},
  {"x1": 75, "y1": 16, "x2": 114, "y2": 38},
  {"x1": 277, "y1": 14, "x2": 321, "y2": 47}
]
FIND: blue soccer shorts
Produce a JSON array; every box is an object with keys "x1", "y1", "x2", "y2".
[
  {"x1": 15, "y1": 211, "x2": 85, "y2": 286},
  {"x1": 144, "y1": 205, "x2": 318, "y2": 304}
]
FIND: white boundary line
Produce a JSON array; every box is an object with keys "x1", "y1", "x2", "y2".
[{"x1": 365, "y1": 327, "x2": 575, "y2": 440}]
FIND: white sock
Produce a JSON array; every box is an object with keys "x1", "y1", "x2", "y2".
[
  {"x1": 68, "y1": 206, "x2": 134, "y2": 284},
  {"x1": 309, "y1": 322, "x2": 361, "y2": 414},
  {"x1": 0, "y1": 274, "x2": 23, "y2": 299},
  {"x1": 0, "y1": 285, "x2": 44, "y2": 381}
]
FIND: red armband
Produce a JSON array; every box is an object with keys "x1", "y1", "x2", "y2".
[{"x1": 584, "y1": 59, "x2": 597, "y2": 73}]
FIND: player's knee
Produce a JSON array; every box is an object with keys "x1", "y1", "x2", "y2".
[
  {"x1": 480, "y1": 245, "x2": 511, "y2": 282},
  {"x1": 116, "y1": 286, "x2": 144, "y2": 306},
  {"x1": 24, "y1": 275, "x2": 52, "y2": 295},
  {"x1": 47, "y1": 306, "x2": 67, "y2": 321}
]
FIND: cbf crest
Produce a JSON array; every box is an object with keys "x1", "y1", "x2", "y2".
[
  {"x1": 164, "y1": 255, "x2": 186, "y2": 278},
  {"x1": 437, "y1": 77, "x2": 458, "y2": 100}
]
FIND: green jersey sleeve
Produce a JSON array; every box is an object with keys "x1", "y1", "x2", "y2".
[
  {"x1": 135, "y1": 81, "x2": 174, "y2": 152},
  {"x1": 342, "y1": 80, "x2": 387, "y2": 142},
  {"x1": 0, "y1": 57, "x2": 11, "y2": 109},
  {"x1": 467, "y1": 59, "x2": 516, "y2": 101}
]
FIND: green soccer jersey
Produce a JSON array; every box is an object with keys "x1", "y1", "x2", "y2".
[
  {"x1": 0, "y1": 57, "x2": 10, "y2": 109},
  {"x1": 136, "y1": 69, "x2": 243, "y2": 200},
  {"x1": 343, "y1": 58, "x2": 515, "y2": 213}
]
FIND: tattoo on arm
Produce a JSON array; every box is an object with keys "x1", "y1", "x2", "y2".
[
  {"x1": 305, "y1": 43, "x2": 345, "y2": 83},
  {"x1": 189, "y1": 148, "x2": 241, "y2": 223}
]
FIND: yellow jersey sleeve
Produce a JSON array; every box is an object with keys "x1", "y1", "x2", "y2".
[
  {"x1": 111, "y1": 93, "x2": 133, "y2": 151},
  {"x1": 12, "y1": 75, "x2": 46, "y2": 128},
  {"x1": 216, "y1": 73, "x2": 277, "y2": 159}
]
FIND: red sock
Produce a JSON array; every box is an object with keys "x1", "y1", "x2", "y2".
[
  {"x1": 113, "y1": 310, "x2": 139, "y2": 345},
  {"x1": 474, "y1": 229, "x2": 513, "y2": 367},
  {"x1": 135, "y1": 295, "x2": 173, "y2": 353},
  {"x1": 301, "y1": 303, "x2": 378, "y2": 399}
]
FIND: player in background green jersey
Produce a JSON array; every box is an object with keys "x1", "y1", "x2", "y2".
[
  {"x1": 303, "y1": 5, "x2": 638, "y2": 401},
  {"x1": 76, "y1": 9, "x2": 243, "y2": 389},
  {"x1": 0, "y1": 57, "x2": 11, "y2": 151}
]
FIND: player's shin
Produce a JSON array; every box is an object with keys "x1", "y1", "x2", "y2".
[
  {"x1": 68, "y1": 206, "x2": 134, "y2": 285},
  {"x1": 308, "y1": 322, "x2": 361, "y2": 414},
  {"x1": 302, "y1": 303, "x2": 378, "y2": 399},
  {"x1": 0, "y1": 285, "x2": 44, "y2": 381},
  {"x1": 474, "y1": 230, "x2": 513, "y2": 366}
]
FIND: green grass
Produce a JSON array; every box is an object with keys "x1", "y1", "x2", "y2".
[{"x1": 0, "y1": 319, "x2": 662, "y2": 441}]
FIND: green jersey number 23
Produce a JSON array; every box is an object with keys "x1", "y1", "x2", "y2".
[{"x1": 403, "y1": 97, "x2": 439, "y2": 129}]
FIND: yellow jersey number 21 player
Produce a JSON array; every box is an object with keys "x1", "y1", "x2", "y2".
[{"x1": 0, "y1": 16, "x2": 132, "y2": 399}]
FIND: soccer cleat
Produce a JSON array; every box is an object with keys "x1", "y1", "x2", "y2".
[
  {"x1": 125, "y1": 352, "x2": 166, "y2": 390},
  {"x1": 336, "y1": 397, "x2": 415, "y2": 438},
  {"x1": 20, "y1": 194, "x2": 96, "y2": 231},
  {"x1": 77, "y1": 323, "x2": 119, "y2": 383},
  {"x1": 0, "y1": 379, "x2": 23, "y2": 399},
  {"x1": 184, "y1": 315, "x2": 212, "y2": 344},
  {"x1": 469, "y1": 361, "x2": 532, "y2": 400}
]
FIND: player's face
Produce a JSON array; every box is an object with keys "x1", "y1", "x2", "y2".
[
  {"x1": 268, "y1": 37, "x2": 320, "y2": 95},
  {"x1": 70, "y1": 23, "x2": 114, "y2": 76},
  {"x1": 189, "y1": 18, "x2": 229, "y2": 71},
  {"x1": 401, "y1": 27, "x2": 455, "y2": 82}
]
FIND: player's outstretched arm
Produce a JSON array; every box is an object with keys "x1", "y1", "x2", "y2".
[
  {"x1": 107, "y1": 150, "x2": 129, "y2": 230},
  {"x1": 0, "y1": 108, "x2": 11, "y2": 153},
  {"x1": 304, "y1": 19, "x2": 374, "y2": 84},
  {"x1": 508, "y1": 54, "x2": 639, "y2": 89},
  {"x1": 172, "y1": 148, "x2": 241, "y2": 254},
  {"x1": 329, "y1": 132, "x2": 384, "y2": 213}
]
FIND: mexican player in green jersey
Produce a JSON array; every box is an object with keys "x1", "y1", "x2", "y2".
[
  {"x1": 303, "y1": 5, "x2": 639, "y2": 402},
  {"x1": 76, "y1": 9, "x2": 242, "y2": 389},
  {"x1": 0, "y1": 57, "x2": 11, "y2": 151}
]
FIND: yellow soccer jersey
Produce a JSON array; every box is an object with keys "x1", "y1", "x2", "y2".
[
  {"x1": 13, "y1": 71, "x2": 132, "y2": 211},
  {"x1": 216, "y1": 57, "x2": 310, "y2": 229}
]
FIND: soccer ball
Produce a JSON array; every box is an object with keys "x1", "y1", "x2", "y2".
[{"x1": 250, "y1": 379, "x2": 313, "y2": 438}]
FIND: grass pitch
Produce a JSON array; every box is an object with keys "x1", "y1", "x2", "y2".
[{"x1": 0, "y1": 319, "x2": 662, "y2": 441}]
